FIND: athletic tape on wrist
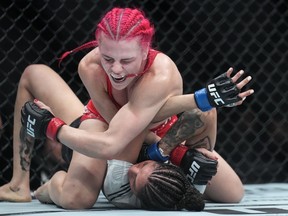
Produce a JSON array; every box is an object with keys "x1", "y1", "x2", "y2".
[
  {"x1": 46, "y1": 118, "x2": 66, "y2": 141},
  {"x1": 194, "y1": 88, "x2": 213, "y2": 112},
  {"x1": 147, "y1": 142, "x2": 169, "y2": 162},
  {"x1": 170, "y1": 145, "x2": 188, "y2": 166}
]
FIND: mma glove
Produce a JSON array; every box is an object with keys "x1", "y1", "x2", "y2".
[
  {"x1": 170, "y1": 145, "x2": 218, "y2": 185},
  {"x1": 21, "y1": 101, "x2": 66, "y2": 141},
  {"x1": 195, "y1": 72, "x2": 241, "y2": 112}
]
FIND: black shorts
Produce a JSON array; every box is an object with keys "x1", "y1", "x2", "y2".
[{"x1": 61, "y1": 117, "x2": 81, "y2": 165}]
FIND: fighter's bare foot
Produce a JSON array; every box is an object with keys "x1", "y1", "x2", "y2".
[
  {"x1": 0, "y1": 183, "x2": 31, "y2": 202},
  {"x1": 34, "y1": 182, "x2": 53, "y2": 204}
]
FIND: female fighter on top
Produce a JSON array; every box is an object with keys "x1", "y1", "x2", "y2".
[{"x1": 2, "y1": 7, "x2": 253, "y2": 210}]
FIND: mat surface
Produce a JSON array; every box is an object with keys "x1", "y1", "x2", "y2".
[{"x1": 1, "y1": 183, "x2": 288, "y2": 216}]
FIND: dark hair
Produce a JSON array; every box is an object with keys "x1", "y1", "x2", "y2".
[{"x1": 137, "y1": 163, "x2": 205, "y2": 211}]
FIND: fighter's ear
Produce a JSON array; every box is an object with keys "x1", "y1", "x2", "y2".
[{"x1": 142, "y1": 45, "x2": 149, "y2": 60}]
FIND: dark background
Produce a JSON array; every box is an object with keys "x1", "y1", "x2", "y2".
[{"x1": 0, "y1": 0, "x2": 287, "y2": 190}]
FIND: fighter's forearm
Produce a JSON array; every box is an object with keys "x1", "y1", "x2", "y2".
[{"x1": 153, "y1": 94, "x2": 198, "y2": 122}]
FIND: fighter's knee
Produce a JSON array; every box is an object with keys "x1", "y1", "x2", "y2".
[
  {"x1": 228, "y1": 185, "x2": 245, "y2": 203},
  {"x1": 22, "y1": 64, "x2": 43, "y2": 75},
  {"x1": 204, "y1": 183, "x2": 244, "y2": 203},
  {"x1": 202, "y1": 108, "x2": 217, "y2": 123},
  {"x1": 21, "y1": 64, "x2": 44, "y2": 84},
  {"x1": 60, "y1": 187, "x2": 98, "y2": 209}
]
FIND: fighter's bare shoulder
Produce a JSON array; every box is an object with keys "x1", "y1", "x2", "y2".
[
  {"x1": 153, "y1": 53, "x2": 179, "y2": 73},
  {"x1": 78, "y1": 48, "x2": 104, "y2": 77},
  {"x1": 146, "y1": 52, "x2": 182, "y2": 92}
]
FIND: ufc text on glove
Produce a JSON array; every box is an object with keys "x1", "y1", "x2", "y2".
[{"x1": 194, "y1": 72, "x2": 241, "y2": 112}]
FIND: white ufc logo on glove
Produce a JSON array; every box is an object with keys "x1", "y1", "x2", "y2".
[
  {"x1": 186, "y1": 161, "x2": 200, "y2": 183},
  {"x1": 26, "y1": 115, "x2": 36, "y2": 138},
  {"x1": 208, "y1": 84, "x2": 225, "y2": 106}
]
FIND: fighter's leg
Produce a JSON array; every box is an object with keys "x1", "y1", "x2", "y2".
[
  {"x1": 36, "y1": 153, "x2": 107, "y2": 209},
  {"x1": 0, "y1": 64, "x2": 83, "y2": 202},
  {"x1": 203, "y1": 151, "x2": 244, "y2": 203},
  {"x1": 183, "y1": 108, "x2": 217, "y2": 151},
  {"x1": 156, "y1": 108, "x2": 217, "y2": 155},
  {"x1": 180, "y1": 109, "x2": 244, "y2": 202},
  {"x1": 35, "y1": 119, "x2": 107, "y2": 209},
  {"x1": 148, "y1": 108, "x2": 243, "y2": 202}
]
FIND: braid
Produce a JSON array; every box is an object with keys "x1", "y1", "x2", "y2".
[
  {"x1": 96, "y1": 7, "x2": 154, "y2": 48},
  {"x1": 138, "y1": 163, "x2": 205, "y2": 211},
  {"x1": 58, "y1": 40, "x2": 98, "y2": 66}
]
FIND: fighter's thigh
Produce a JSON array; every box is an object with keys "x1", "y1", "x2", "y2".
[
  {"x1": 62, "y1": 118, "x2": 108, "y2": 193},
  {"x1": 203, "y1": 151, "x2": 244, "y2": 203},
  {"x1": 184, "y1": 109, "x2": 217, "y2": 150},
  {"x1": 57, "y1": 119, "x2": 108, "y2": 207},
  {"x1": 21, "y1": 64, "x2": 83, "y2": 123},
  {"x1": 63, "y1": 151, "x2": 107, "y2": 200}
]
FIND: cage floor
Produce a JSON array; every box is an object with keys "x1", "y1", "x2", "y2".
[{"x1": 0, "y1": 183, "x2": 288, "y2": 216}]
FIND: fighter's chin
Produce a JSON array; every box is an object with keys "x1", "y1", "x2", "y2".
[{"x1": 110, "y1": 80, "x2": 127, "y2": 90}]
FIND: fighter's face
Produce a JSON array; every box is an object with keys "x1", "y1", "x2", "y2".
[
  {"x1": 99, "y1": 34, "x2": 147, "y2": 90},
  {"x1": 128, "y1": 160, "x2": 158, "y2": 195}
]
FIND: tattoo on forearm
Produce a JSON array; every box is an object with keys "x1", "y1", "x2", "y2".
[
  {"x1": 160, "y1": 110, "x2": 204, "y2": 150},
  {"x1": 185, "y1": 136, "x2": 213, "y2": 151},
  {"x1": 19, "y1": 126, "x2": 34, "y2": 171}
]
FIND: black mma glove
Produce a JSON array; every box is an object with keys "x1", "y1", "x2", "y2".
[
  {"x1": 21, "y1": 101, "x2": 66, "y2": 141},
  {"x1": 195, "y1": 72, "x2": 241, "y2": 111},
  {"x1": 170, "y1": 145, "x2": 218, "y2": 185}
]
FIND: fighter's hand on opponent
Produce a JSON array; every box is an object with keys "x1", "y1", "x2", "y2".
[
  {"x1": 170, "y1": 145, "x2": 218, "y2": 186},
  {"x1": 137, "y1": 142, "x2": 169, "y2": 163},
  {"x1": 21, "y1": 100, "x2": 66, "y2": 141},
  {"x1": 195, "y1": 67, "x2": 254, "y2": 112}
]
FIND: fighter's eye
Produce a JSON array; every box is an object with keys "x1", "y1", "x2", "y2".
[
  {"x1": 121, "y1": 59, "x2": 133, "y2": 64},
  {"x1": 103, "y1": 57, "x2": 113, "y2": 63}
]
